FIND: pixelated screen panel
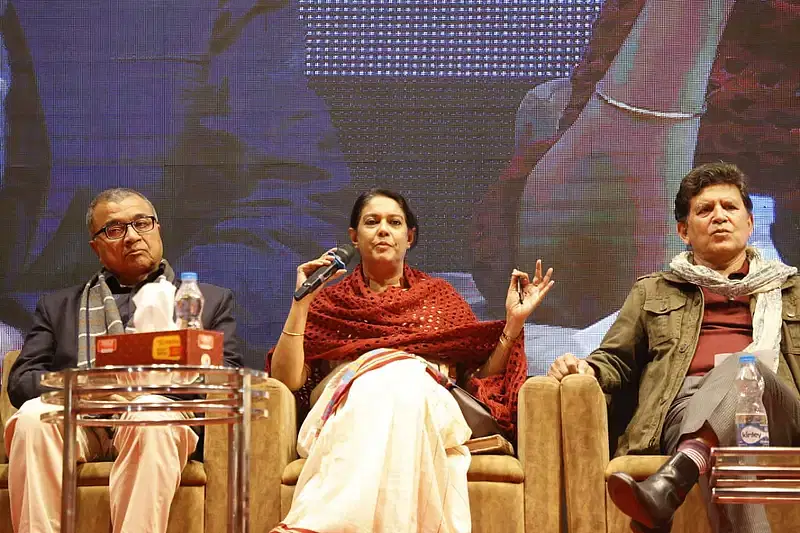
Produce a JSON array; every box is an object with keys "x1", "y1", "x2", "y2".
[
  {"x1": 301, "y1": 0, "x2": 598, "y2": 78},
  {"x1": 0, "y1": 1, "x2": 796, "y2": 367}
]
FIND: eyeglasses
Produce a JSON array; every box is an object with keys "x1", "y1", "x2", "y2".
[{"x1": 92, "y1": 216, "x2": 157, "y2": 241}]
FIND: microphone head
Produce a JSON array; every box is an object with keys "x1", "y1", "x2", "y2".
[{"x1": 333, "y1": 243, "x2": 357, "y2": 265}]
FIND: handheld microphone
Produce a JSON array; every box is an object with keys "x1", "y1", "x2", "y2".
[{"x1": 293, "y1": 244, "x2": 357, "y2": 301}]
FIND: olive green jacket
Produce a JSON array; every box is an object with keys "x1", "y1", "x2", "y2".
[{"x1": 587, "y1": 272, "x2": 800, "y2": 456}]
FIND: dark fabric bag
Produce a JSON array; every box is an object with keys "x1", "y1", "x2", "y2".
[{"x1": 450, "y1": 383, "x2": 504, "y2": 439}]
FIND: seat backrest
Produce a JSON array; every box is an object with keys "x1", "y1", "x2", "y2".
[{"x1": 0, "y1": 350, "x2": 21, "y2": 463}]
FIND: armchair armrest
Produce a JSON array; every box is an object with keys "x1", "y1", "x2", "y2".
[
  {"x1": 1, "y1": 351, "x2": 22, "y2": 464},
  {"x1": 560, "y1": 374, "x2": 609, "y2": 533},
  {"x1": 204, "y1": 376, "x2": 297, "y2": 533},
  {"x1": 518, "y1": 375, "x2": 562, "y2": 533}
]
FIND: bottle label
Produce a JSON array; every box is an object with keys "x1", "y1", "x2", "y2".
[{"x1": 736, "y1": 421, "x2": 770, "y2": 446}]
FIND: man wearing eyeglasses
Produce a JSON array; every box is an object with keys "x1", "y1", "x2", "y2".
[{"x1": 3, "y1": 188, "x2": 242, "y2": 533}]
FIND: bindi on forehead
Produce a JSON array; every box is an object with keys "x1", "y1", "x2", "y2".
[
  {"x1": 360, "y1": 200, "x2": 405, "y2": 219},
  {"x1": 362, "y1": 210, "x2": 404, "y2": 218}
]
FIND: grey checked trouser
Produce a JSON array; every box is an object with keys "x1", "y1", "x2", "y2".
[{"x1": 661, "y1": 355, "x2": 800, "y2": 533}]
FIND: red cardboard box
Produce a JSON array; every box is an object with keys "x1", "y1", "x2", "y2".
[{"x1": 95, "y1": 329, "x2": 223, "y2": 367}]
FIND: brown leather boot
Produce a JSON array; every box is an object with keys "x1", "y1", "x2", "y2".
[{"x1": 607, "y1": 452, "x2": 700, "y2": 529}]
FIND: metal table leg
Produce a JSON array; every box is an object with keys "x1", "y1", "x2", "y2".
[
  {"x1": 228, "y1": 374, "x2": 242, "y2": 533},
  {"x1": 60, "y1": 371, "x2": 78, "y2": 533},
  {"x1": 238, "y1": 373, "x2": 252, "y2": 533}
]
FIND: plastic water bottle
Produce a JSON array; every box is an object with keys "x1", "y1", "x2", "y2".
[
  {"x1": 175, "y1": 272, "x2": 204, "y2": 330},
  {"x1": 735, "y1": 354, "x2": 770, "y2": 446}
]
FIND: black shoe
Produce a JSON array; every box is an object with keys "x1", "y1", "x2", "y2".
[
  {"x1": 630, "y1": 519, "x2": 672, "y2": 533},
  {"x1": 607, "y1": 452, "x2": 700, "y2": 529}
]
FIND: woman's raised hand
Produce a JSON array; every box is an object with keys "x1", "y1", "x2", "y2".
[{"x1": 504, "y1": 260, "x2": 554, "y2": 333}]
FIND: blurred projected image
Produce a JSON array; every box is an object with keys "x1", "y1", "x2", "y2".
[
  {"x1": 0, "y1": 1, "x2": 351, "y2": 363},
  {"x1": 472, "y1": 0, "x2": 799, "y2": 355},
  {"x1": 0, "y1": 0, "x2": 796, "y2": 372}
]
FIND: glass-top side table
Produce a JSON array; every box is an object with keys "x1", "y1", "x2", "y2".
[
  {"x1": 40, "y1": 365, "x2": 269, "y2": 533},
  {"x1": 711, "y1": 447, "x2": 800, "y2": 504}
]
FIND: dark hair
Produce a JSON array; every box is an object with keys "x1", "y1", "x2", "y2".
[
  {"x1": 349, "y1": 189, "x2": 419, "y2": 248},
  {"x1": 674, "y1": 162, "x2": 753, "y2": 222}
]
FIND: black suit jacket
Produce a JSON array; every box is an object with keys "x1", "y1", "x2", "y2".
[{"x1": 8, "y1": 281, "x2": 242, "y2": 408}]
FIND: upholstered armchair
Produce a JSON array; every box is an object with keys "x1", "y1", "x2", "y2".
[
  {"x1": 218, "y1": 375, "x2": 565, "y2": 533},
  {"x1": 559, "y1": 374, "x2": 800, "y2": 533},
  {"x1": 1, "y1": 349, "x2": 564, "y2": 533},
  {"x1": 0, "y1": 350, "x2": 248, "y2": 533}
]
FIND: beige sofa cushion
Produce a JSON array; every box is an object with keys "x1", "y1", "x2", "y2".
[
  {"x1": 281, "y1": 454, "x2": 524, "y2": 486},
  {"x1": 0, "y1": 460, "x2": 207, "y2": 489}
]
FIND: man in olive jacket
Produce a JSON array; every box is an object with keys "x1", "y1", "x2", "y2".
[{"x1": 550, "y1": 162, "x2": 800, "y2": 533}]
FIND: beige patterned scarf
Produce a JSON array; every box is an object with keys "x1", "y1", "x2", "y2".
[{"x1": 669, "y1": 247, "x2": 796, "y2": 371}]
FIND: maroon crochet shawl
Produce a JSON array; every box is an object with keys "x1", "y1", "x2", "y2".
[{"x1": 287, "y1": 264, "x2": 527, "y2": 436}]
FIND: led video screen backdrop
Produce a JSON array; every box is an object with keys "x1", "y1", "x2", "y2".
[{"x1": 0, "y1": 0, "x2": 797, "y2": 370}]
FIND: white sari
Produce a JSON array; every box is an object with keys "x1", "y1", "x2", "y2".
[{"x1": 275, "y1": 349, "x2": 473, "y2": 533}]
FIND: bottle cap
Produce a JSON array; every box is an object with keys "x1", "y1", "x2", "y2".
[
  {"x1": 738, "y1": 354, "x2": 756, "y2": 364},
  {"x1": 180, "y1": 272, "x2": 198, "y2": 282}
]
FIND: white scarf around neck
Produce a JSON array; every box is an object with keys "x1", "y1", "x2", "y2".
[{"x1": 669, "y1": 247, "x2": 797, "y2": 372}]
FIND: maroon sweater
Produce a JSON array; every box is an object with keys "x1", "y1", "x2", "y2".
[{"x1": 689, "y1": 261, "x2": 753, "y2": 376}]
